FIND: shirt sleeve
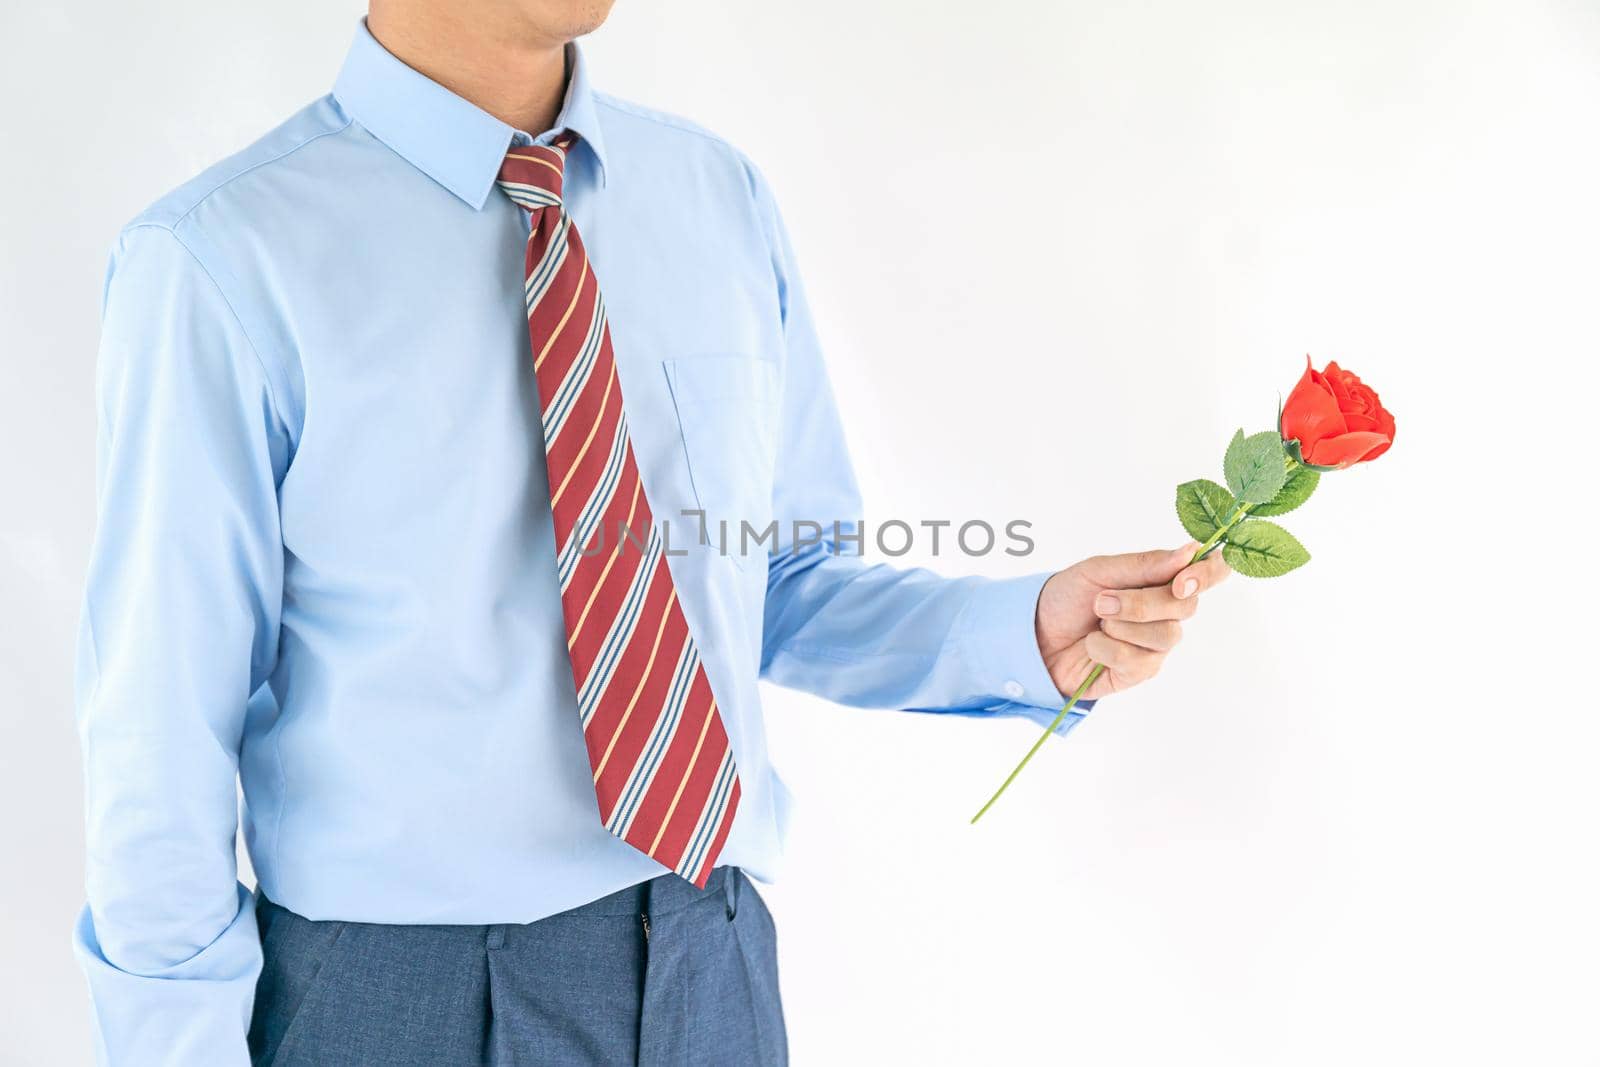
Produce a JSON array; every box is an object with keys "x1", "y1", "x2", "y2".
[
  {"x1": 743, "y1": 163, "x2": 1093, "y2": 737},
  {"x1": 73, "y1": 224, "x2": 290, "y2": 1066}
]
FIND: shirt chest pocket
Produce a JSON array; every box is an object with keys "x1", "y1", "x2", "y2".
[{"x1": 662, "y1": 356, "x2": 781, "y2": 570}]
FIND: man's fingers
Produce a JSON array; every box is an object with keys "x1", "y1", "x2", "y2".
[
  {"x1": 1170, "y1": 552, "x2": 1230, "y2": 600},
  {"x1": 1084, "y1": 630, "x2": 1165, "y2": 682},
  {"x1": 1093, "y1": 583, "x2": 1199, "y2": 623},
  {"x1": 1078, "y1": 544, "x2": 1196, "y2": 590},
  {"x1": 1100, "y1": 617, "x2": 1184, "y2": 652}
]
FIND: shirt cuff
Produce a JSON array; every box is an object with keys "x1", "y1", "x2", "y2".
[
  {"x1": 73, "y1": 885, "x2": 260, "y2": 1067},
  {"x1": 957, "y1": 572, "x2": 1096, "y2": 717}
]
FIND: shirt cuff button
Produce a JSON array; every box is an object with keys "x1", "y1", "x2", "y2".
[{"x1": 1002, "y1": 679, "x2": 1025, "y2": 700}]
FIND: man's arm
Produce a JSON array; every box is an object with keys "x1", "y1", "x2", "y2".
[
  {"x1": 746, "y1": 163, "x2": 1229, "y2": 729},
  {"x1": 74, "y1": 224, "x2": 289, "y2": 1065},
  {"x1": 740, "y1": 161, "x2": 1072, "y2": 728}
]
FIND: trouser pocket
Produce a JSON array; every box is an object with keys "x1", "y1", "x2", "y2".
[{"x1": 248, "y1": 897, "x2": 350, "y2": 1066}]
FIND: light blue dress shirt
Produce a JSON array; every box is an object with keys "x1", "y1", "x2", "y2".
[{"x1": 74, "y1": 22, "x2": 1089, "y2": 1065}]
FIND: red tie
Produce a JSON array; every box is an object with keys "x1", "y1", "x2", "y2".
[{"x1": 498, "y1": 135, "x2": 740, "y2": 887}]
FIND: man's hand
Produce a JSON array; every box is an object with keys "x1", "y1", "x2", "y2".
[{"x1": 1035, "y1": 544, "x2": 1231, "y2": 700}]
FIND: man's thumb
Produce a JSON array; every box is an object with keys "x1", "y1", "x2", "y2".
[{"x1": 1078, "y1": 544, "x2": 1196, "y2": 588}]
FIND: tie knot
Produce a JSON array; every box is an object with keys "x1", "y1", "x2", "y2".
[{"x1": 497, "y1": 133, "x2": 577, "y2": 212}]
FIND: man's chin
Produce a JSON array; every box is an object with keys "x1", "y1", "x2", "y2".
[{"x1": 513, "y1": 0, "x2": 618, "y2": 44}]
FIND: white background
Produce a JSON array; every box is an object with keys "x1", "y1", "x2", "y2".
[{"x1": 3, "y1": 1, "x2": 1598, "y2": 1064}]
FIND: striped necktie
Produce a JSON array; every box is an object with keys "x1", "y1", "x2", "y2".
[{"x1": 498, "y1": 135, "x2": 740, "y2": 887}]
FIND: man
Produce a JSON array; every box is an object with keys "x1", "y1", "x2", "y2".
[{"x1": 73, "y1": 1, "x2": 1229, "y2": 1063}]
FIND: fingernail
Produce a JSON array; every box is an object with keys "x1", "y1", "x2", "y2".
[
  {"x1": 1095, "y1": 593, "x2": 1120, "y2": 616},
  {"x1": 1178, "y1": 578, "x2": 1198, "y2": 599}
]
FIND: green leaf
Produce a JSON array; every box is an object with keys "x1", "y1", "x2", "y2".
[
  {"x1": 1221, "y1": 519, "x2": 1311, "y2": 577},
  {"x1": 1175, "y1": 479, "x2": 1237, "y2": 541},
  {"x1": 1223, "y1": 429, "x2": 1247, "y2": 492},
  {"x1": 1224, "y1": 430, "x2": 1290, "y2": 505},
  {"x1": 1252, "y1": 463, "x2": 1320, "y2": 517}
]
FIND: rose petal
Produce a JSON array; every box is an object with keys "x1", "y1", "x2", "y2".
[
  {"x1": 1327, "y1": 361, "x2": 1371, "y2": 386},
  {"x1": 1363, "y1": 407, "x2": 1396, "y2": 461},
  {"x1": 1282, "y1": 355, "x2": 1347, "y2": 451},
  {"x1": 1306, "y1": 430, "x2": 1391, "y2": 467},
  {"x1": 1324, "y1": 364, "x2": 1356, "y2": 408},
  {"x1": 1351, "y1": 388, "x2": 1383, "y2": 423}
]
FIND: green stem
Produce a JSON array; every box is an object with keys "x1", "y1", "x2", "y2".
[
  {"x1": 969, "y1": 663, "x2": 1104, "y2": 824},
  {"x1": 969, "y1": 492, "x2": 1265, "y2": 823},
  {"x1": 1194, "y1": 500, "x2": 1251, "y2": 560}
]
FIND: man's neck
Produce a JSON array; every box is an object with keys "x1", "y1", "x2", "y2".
[{"x1": 367, "y1": 5, "x2": 569, "y2": 135}]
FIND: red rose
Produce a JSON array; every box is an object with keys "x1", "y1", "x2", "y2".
[{"x1": 1280, "y1": 356, "x2": 1395, "y2": 468}]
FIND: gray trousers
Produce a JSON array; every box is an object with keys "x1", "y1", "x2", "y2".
[{"x1": 247, "y1": 867, "x2": 787, "y2": 1066}]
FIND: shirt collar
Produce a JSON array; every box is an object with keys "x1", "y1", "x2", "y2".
[{"x1": 332, "y1": 19, "x2": 609, "y2": 209}]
